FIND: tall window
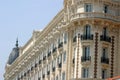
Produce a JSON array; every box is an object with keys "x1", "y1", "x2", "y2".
[
  {"x1": 38, "y1": 77, "x2": 41, "y2": 80},
  {"x1": 56, "y1": 75, "x2": 58, "y2": 80},
  {"x1": 64, "y1": 33, "x2": 67, "y2": 43},
  {"x1": 102, "y1": 69, "x2": 107, "y2": 79},
  {"x1": 63, "y1": 51, "x2": 66, "y2": 63},
  {"x1": 104, "y1": 5, "x2": 108, "y2": 13},
  {"x1": 58, "y1": 38, "x2": 60, "y2": 45},
  {"x1": 102, "y1": 27, "x2": 108, "y2": 36},
  {"x1": 58, "y1": 54, "x2": 62, "y2": 64},
  {"x1": 83, "y1": 46, "x2": 90, "y2": 58},
  {"x1": 85, "y1": 4, "x2": 92, "y2": 12},
  {"x1": 102, "y1": 48, "x2": 108, "y2": 58},
  {"x1": 82, "y1": 68, "x2": 89, "y2": 78},
  {"x1": 84, "y1": 25, "x2": 91, "y2": 38},
  {"x1": 62, "y1": 72, "x2": 66, "y2": 80}
]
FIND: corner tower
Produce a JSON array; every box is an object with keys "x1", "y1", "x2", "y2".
[{"x1": 63, "y1": 0, "x2": 120, "y2": 80}]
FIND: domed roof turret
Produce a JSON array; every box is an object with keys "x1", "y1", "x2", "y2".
[{"x1": 7, "y1": 39, "x2": 19, "y2": 65}]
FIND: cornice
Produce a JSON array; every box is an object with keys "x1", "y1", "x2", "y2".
[{"x1": 5, "y1": 9, "x2": 65, "y2": 79}]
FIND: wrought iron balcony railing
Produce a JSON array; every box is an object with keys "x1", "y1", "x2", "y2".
[
  {"x1": 81, "y1": 56, "x2": 91, "y2": 62},
  {"x1": 100, "y1": 35, "x2": 111, "y2": 43},
  {"x1": 43, "y1": 56, "x2": 46, "y2": 61},
  {"x1": 31, "y1": 66, "x2": 33, "y2": 71},
  {"x1": 47, "y1": 51, "x2": 51, "y2": 57},
  {"x1": 24, "y1": 73, "x2": 26, "y2": 77},
  {"x1": 81, "y1": 34, "x2": 93, "y2": 40},
  {"x1": 52, "y1": 47, "x2": 57, "y2": 53},
  {"x1": 58, "y1": 63, "x2": 62, "y2": 68},
  {"x1": 101, "y1": 57, "x2": 109, "y2": 64},
  {"x1": 39, "y1": 60, "x2": 42, "y2": 64},
  {"x1": 42, "y1": 74, "x2": 45, "y2": 78},
  {"x1": 47, "y1": 71, "x2": 50, "y2": 75},
  {"x1": 52, "y1": 67, "x2": 55, "y2": 72},
  {"x1": 35, "y1": 63, "x2": 37, "y2": 68},
  {"x1": 58, "y1": 42, "x2": 63, "y2": 48}
]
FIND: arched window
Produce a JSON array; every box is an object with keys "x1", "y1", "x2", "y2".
[{"x1": 84, "y1": 25, "x2": 91, "y2": 39}]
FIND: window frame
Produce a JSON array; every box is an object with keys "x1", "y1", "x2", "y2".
[{"x1": 84, "y1": 3, "x2": 93, "y2": 12}]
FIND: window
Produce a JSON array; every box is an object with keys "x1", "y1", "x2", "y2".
[
  {"x1": 56, "y1": 75, "x2": 58, "y2": 80},
  {"x1": 58, "y1": 38, "x2": 60, "y2": 45},
  {"x1": 38, "y1": 77, "x2": 41, "y2": 80},
  {"x1": 102, "y1": 27, "x2": 108, "y2": 36},
  {"x1": 62, "y1": 72, "x2": 66, "y2": 80},
  {"x1": 85, "y1": 4, "x2": 92, "y2": 12},
  {"x1": 58, "y1": 54, "x2": 62, "y2": 64},
  {"x1": 82, "y1": 68, "x2": 89, "y2": 78},
  {"x1": 102, "y1": 48, "x2": 108, "y2": 58},
  {"x1": 63, "y1": 51, "x2": 66, "y2": 63},
  {"x1": 84, "y1": 25, "x2": 91, "y2": 39},
  {"x1": 102, "y1": 69, "x2": 107, "y2": 79},
  {"x1": 104, "y1": 5, "x2": 108, "y2": 13},
  {"x1": 83, "y1": 46, "x2": 90, "y2": 58},
  {"x1": 64, "y1": 33, "x2": 67, "y2": 43},
  {"x1": 52, "y1": 60, "x2": 55, "y2": 67}
]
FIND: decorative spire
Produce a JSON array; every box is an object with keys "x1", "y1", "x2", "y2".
[{"x1": 16, "y1": 38, "x2": 18, "y2": 48}]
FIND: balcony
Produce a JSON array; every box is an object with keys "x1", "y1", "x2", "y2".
[
  {"x1": 101, "y1": 57, "x2": 109, "y2": 64},
  {"x1": 39, "y1": 60, "x2": 42, "y2": 65},
  {"x1": 58, "y1": 42, "x2": 63, "y2": 48},
  {"x1": 31, "y1": 67, "x2": 34, "y2": 75},
  {"x1": 24, "y1": 73, "x2": 26, "y2": 77},
  {"x1": 38, "y1": 77, "x2": 41, "y2": 80},
  {"x1": 64, "y1": 40, "x2": 67, "y2": 44},
  {"x1": 21, "y1": 75, "x2": 23, "y2": 79},
  {"x1": 43, "y1": 56, "x2": 47, "y2": 64},
  {"x1": 81, "y1": 56, "x2": 91, "y2": 64},
  {"x1": 42, "y1": 74, "x2": 45, "y2": 79},
  {"x1": 58, "y1": 63, "x2": 62, "y2": 68},
  {"x1": 81, "y1": 34, "x2": 93, "y2": 40},
  {"x1": 47, "y1": 71, "x2": 50, "y2": 75},
  {"x1": 73, "y1": 36, "x2": 77, "y2": 42},
  {"x1": 52, "y1": 47, "x2": 57, "y2": 57},
  {"x1": 35, "y1": 63, "x2": 38, "y2": 71},
  {"x1": 43, "y1": 56, "x2": 46, "y2": 61},
  {"x1": 52, "y1": 67, "x2": 55, "y2": 75},
  {"x1": 53, "y1": 47, "x2": 57, "y2": 53},
  {"x1": 70, "y1": 12, "x2": 120, "y2": 22},
  {"x1": 27, "y1": 70, "x2": 30, "y2": 76},
  {"x1": 35, "y1": 63, "x2": 38, "y2": 68},
  {"x1": 48, "y1": 52, "x2": 51, "y2": 57},
  {"x1": 31, "y1": 67, "x2": 33, "y2": 71},
  {"x1": 100, "y1": 35, "x2": 111, "y2": 43}
]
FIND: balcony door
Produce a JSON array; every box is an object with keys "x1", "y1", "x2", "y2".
[
  {"x1": 102, "y1": 27, "x2": 108, "y2": 37},
  {"x1": 84, "y1": 25, "x2": 91, "y2": 39},
  {"x1": 102, "y1": 48, "x2": 108, "y2": 58},
  {"x1": 83, "y1": 46, "x2": 90, "y2": 58}
]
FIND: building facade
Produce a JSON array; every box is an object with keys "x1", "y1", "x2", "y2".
[{"x1": 4, "y1": 0, "x2": 120, "y2": 80}]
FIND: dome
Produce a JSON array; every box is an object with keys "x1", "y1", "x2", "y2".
[{"x1": 7, "y1": 39, "x2": 19, "y2": 65}]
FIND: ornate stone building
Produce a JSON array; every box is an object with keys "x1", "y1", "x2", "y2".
[{"x1": 4, "y1": 0, "x2": 120, "y2": 80}]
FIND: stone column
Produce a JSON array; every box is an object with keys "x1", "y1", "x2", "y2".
[{"x1": 66, "y1": 29, "x2": 73, "y2": 80}]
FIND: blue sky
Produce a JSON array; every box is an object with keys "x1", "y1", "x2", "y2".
[{"x1": 0, "y1": 0, "x2": 63, "y2": 79}]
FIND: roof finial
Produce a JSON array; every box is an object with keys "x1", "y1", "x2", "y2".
[{"x1": 16, "y1": 38, "x2": 18, "y2": 47}]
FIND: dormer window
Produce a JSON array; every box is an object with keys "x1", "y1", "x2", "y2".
[{"x1": 85, "y1": 3, "x2": 92, "y2": 12}]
